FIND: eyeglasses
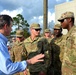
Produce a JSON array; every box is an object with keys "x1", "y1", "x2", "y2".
[
  {"x1": 35, "y1": 29, "x2": 41, "y2": 31},
  {"x1": 17, "y1": 37, "x2": 22, "y2": 38},
  {"x1": 60, "y1": 19, "x2": 65, "y2": 23}
]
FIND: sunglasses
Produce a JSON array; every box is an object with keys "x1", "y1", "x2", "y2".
[
  {"x1": 35, "y1": 29, "x2": 41, "y2": 31},
  {"x1": 17, "y1": 37, "x2": 22, "y2": 38},
  {"x1": 60, "y1": 19, "x2": 65, "y2": 23}
]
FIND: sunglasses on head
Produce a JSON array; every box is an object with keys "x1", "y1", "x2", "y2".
[{"x1": 35, "y1": 29, "x2": 41, "y2": 31}]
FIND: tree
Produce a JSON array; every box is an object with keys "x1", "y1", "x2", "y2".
[
  {"x1": 13, "y1": 14, "x2": 29, "y2": 30},
  {"x1": 12, "y1": 14, "x2": 30, "y2": 38}
]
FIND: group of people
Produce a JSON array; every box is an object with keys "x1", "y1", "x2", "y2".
[{"x1": 0, "y1": 11, "x2": 76, "y2": 75}]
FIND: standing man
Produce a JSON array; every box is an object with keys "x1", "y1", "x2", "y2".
[
  {"x1": 58, "y1": 11, "x2": 76, "y2": 75},
  {"x1": 0, "y1": 15, "x2": 44, "y2": 75},
  {"x1": 10, "y1": 30, "x2": 27, "y2": 75},
  {"x1": 44, "y1": 28, "x2": 52, "y2": 43},
  {"x1": 50, "y1": 24, "x2": 65, "y2": 75},
  {"x1": 24, "y1": 23, "x2": 51, "y2": 75}
]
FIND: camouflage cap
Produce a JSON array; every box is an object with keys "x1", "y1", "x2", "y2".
[
  {"x1": 16, "y1": 30, "x2": 24, "y2": 37},
  {"x1": 58, "y1": 11, "x2": 74, "y2": 21},
  {"x1": 30, "y1": 23, "x2": 41, "y2": 29},
  {"x1": 54, "y1": 24, "x2": 61, "y2": 29},
  {"x1": 44, "y1": 29, "x2": 51, "y2": 33}
]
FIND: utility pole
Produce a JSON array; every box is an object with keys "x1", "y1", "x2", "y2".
[{"x1": 43, "y1": 0, "x2": 48, "y2": 33}]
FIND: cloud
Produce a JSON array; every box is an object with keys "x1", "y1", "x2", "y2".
[
  {"x1": 0, "y1": 0, "x2": 72, "y2": 31},
  {"x1": 48, "y1": 11, "x2": 55, "y2": 23},
  {"x1": 0, "y1": 8, "x2": 23, "y2": 17},
  {"x1": 31, "y1": 16, "x2": 43, "y2": 24},
  {"x1": 29, "y1": 15, "x2": 43, "y2": 28}
]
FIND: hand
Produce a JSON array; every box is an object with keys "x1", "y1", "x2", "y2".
[
  {"x1": 23, "y1": 70, "x2": 28, "y2": 75},
  {"x1": 26, "y1": 54, "x2": 44, "y2": 64}
]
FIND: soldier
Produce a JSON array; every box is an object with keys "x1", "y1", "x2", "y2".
[
  {"x1": 11, "y1": 30, "x2": 28, "y2": 75},
  {"x1": 24, "y1": 23, "x2": 51, "y2": 75},
  {"x1": 58, "y1": 11, "x2": 76, "y2": 75},
  {"x1": 50, "y1": 24, "x2": 65, "y2": 75},
  {"x1": 44, "y1": 28, "x2": 52, "y2": 43}
]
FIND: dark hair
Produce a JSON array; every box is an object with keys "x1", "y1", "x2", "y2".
[{"x1": 0, "y1": 15, "x2": 13, "y2": 29}]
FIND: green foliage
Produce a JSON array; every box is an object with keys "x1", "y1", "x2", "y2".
[
  {"x1": 11, "y1": 31, "x2": 16, "y2": 35},
  {"x1": 13, "y1": 14, "x2": 29, "y2": 29},
  {"x1": 23, "y1": 29, "x2": 30, "y2": 38},
  {"x1": 12, "y1": 14, "x2": 30, "y2": 38}
]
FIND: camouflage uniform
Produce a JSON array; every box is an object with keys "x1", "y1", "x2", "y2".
[
  {"x1": 58, "y1": 12, "x2": 76, "y2": 75},
  {"x1": 50, "y1": 24, "x2": 65, "y2": 75},
  {"x1": 10, "y1": 30, "x2": 28, "y2": 75},
  {"x1": 62, "y1": 26, "x2": 76, "y2": 75},
  {"x1": 11, "y1": 41, "x2": 27, "y2": 75},
  {"x1": 46, "y1": 37, "x2": 52, "y2": 45},
  {"x1": 24, "y1": 23, "x2": 51, "y2": 75},
  {"x1": 11, "y1": 41, "x2": 27, "y2": 61}
]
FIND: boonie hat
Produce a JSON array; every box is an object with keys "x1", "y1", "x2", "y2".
[
  {"x1": 58, "y1": 11, "x2": 74, "y2": 21},
  {"x1": 44, "y1": 29, "x2": 51, "y2": 33},
  {"x1": 16, "y1": 30, "x2": 24, "y2": 37},
  {"x1": 30, "y1": 23, "x2": 41, "y2": 29},
  {"x1": 54, "y1": 24, "x2": 61, "y2": 29}
]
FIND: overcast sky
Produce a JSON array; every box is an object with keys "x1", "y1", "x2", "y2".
[{"x1": 0, "y1": 0, "x2": 72, "y2": 31}]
